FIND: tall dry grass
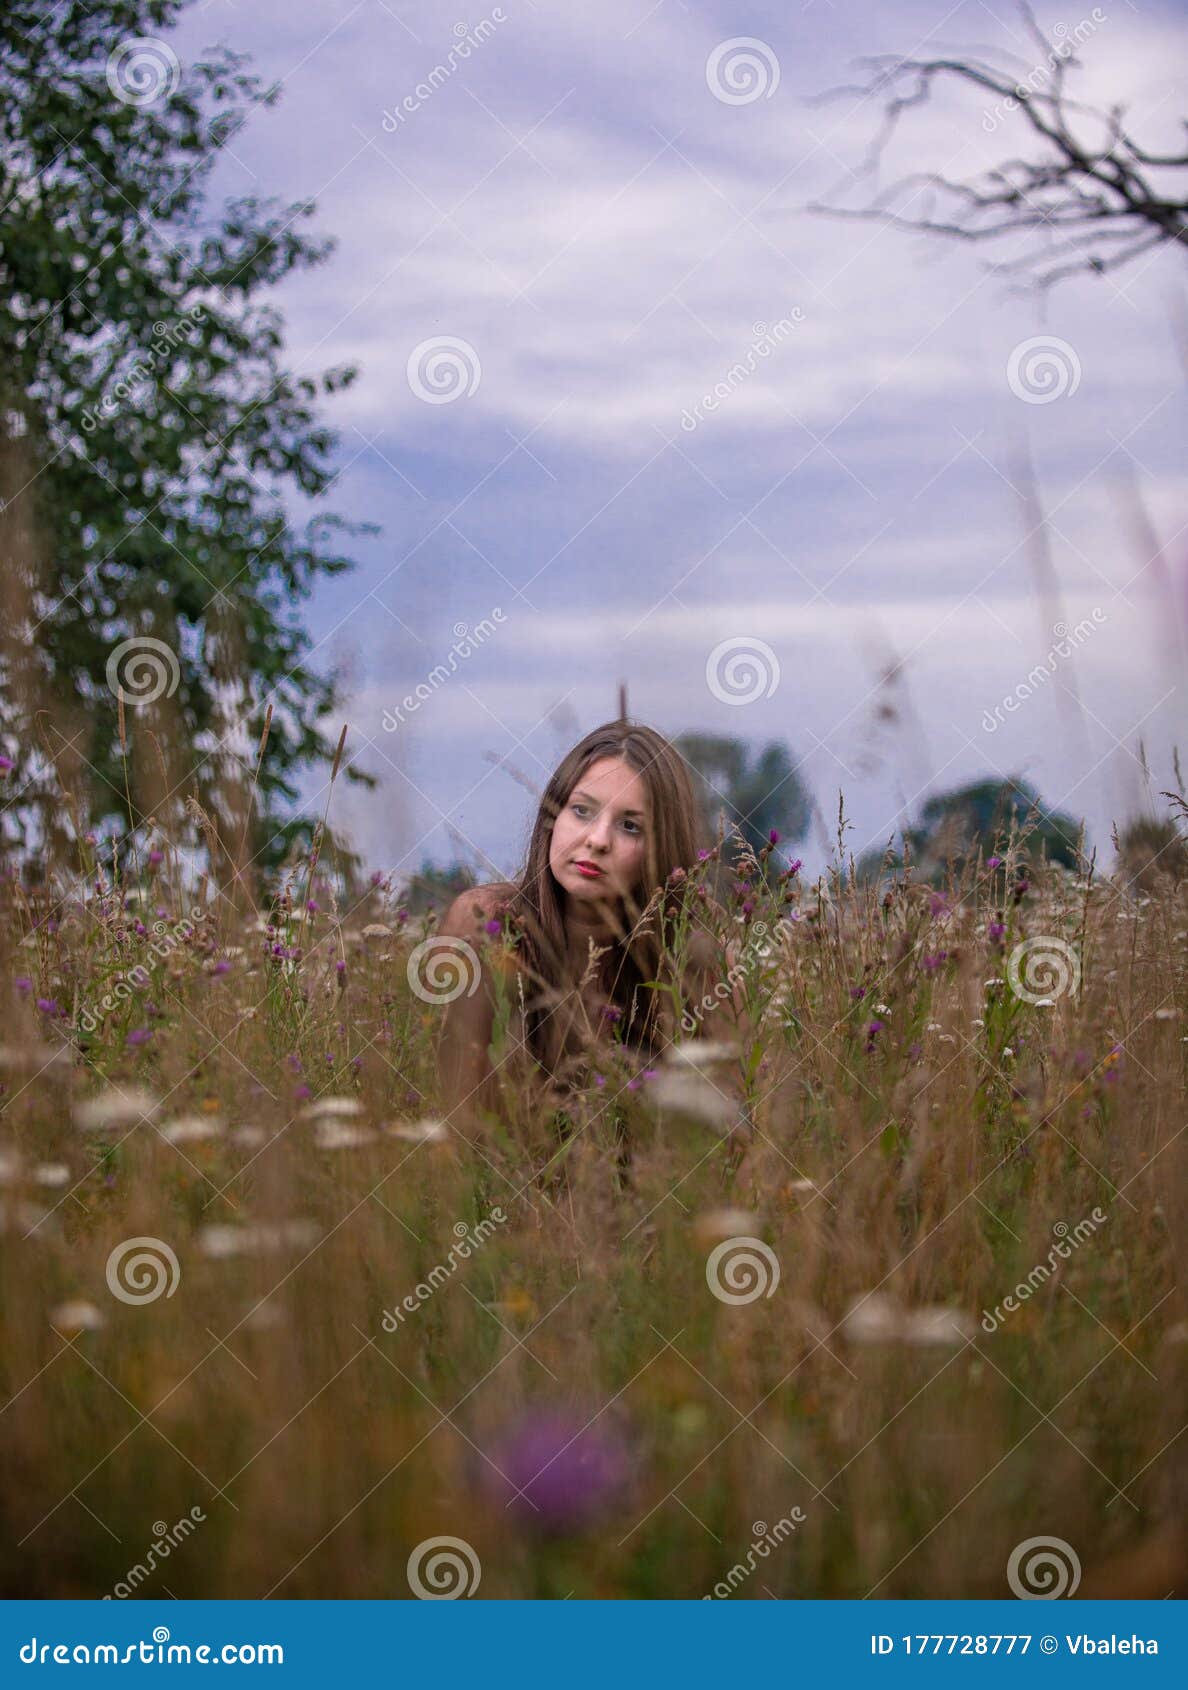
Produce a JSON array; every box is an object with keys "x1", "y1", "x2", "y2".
[{"x1": 1, "y1": 774, "x2": 1185, "y2": 1599}]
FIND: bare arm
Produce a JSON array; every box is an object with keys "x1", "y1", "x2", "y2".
[{"x1": 429, "y1": 886, "x2": 511, "y2": 1142}]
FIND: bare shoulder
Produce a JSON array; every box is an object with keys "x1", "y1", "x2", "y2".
[
  {"x1": 685, "y1": 926, "x2": 719, "y2": 973},
  {"x1": 436, "y1": 881, "x2": 519, "y2": 938}
]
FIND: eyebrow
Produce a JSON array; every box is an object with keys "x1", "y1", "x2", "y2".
[{"x1": 571, "y1": 788, "x2": 645, "y2": 819}]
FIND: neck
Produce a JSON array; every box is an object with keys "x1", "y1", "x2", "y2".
[{"x1": 562, "y1": 892, "x2": 622, "y2": 969}]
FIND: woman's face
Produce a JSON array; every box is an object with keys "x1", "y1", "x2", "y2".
[{"x1": 548, "y1": 755, "x2": 650, "y2": 907}]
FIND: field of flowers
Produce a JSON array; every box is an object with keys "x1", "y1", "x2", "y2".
[{"x1": 1, "y1": 818, "x2": 1185, "y2": 1600}]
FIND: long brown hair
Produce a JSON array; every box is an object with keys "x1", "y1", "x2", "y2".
[{"x1": 502, "y1": 720, "x2": 701, "y2": 1079}]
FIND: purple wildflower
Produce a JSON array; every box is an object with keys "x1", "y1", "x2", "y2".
[
  {"x1": 484, "y1": 918, "x2": 502, "y2": 935},
  {"x1": 148, "y1": 849, "x2": 164, "y2": 866},
  {"x1": 14, "y1": 977, "x2": 32, "y2": 993},
  {"x1": 849, "y1": 986, "x2": 866, "y2": 1001},
  {"x1": 922, "y1": 950, "x2": 948, "y2": 972},
  {"x1": 211, "y1": 959, "x2": 231, "y2": 976},
  {"x1": 987, "y1": 855, "x2": 1002, "y2": 869},
  {"x1": 768, "y1": 829, "x2": 780, "y2": 845},
  {"x1": 125, "y1": 1028, "x2": 151, "y2": 1047},
  {"x1": 36, "y1": 997, "x2": 59, "y2": 1016},
  {"x1": 295, "y1": 1084, "x2": 312, "y2": 1102},
  {"x1": 0, "y1": 756, "x2": 12, "y2": 773},
  {"x1": 987, "y1": 921, "x2": 1006, "y2": 942},
  {"x1": 483, "y1": 1409, "x2": 632, "y2": 1536}
]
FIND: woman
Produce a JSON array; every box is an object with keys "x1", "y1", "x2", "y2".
[{"x1": 424, "y1": 719, "x2": 749, "y2": 1147}]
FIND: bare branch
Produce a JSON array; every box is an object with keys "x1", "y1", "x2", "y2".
[{"x1": 806, "y1": 3, "x2": 1188, "y2": 292}]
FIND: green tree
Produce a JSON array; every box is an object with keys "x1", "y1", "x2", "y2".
[
  {"x1": 856, "y1": 775, "x2": 1085, "y2": 884},
  {"x1": 675, "y1": 733, "x2": 811, "y2": 871},
  {"x1": 0, "y1": 0, "x2": 373, "y2": 884},
  {"x1": 399, "y1": 859, "x2": 477, "y2": 917}
]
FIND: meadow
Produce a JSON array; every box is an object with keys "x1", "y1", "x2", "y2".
[{"x1": 1, "y1": 790, "x2": 1185, "y2": 1601}]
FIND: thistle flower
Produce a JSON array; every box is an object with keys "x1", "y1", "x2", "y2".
[{"x1": 483, "y1": 1409, "x2": 633, "y2": 1535}]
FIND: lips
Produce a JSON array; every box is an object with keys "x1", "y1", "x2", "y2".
[{"x1": 573, "y1": 860, "x2": 604, "y2": 878}]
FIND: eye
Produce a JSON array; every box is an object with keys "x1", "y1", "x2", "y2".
[
  {"x1": 571, "y1": 802, "x2": 590, "y2": 818},
  {"x1": 622, "y1": 818, "x2": 642, "y2": 835}
]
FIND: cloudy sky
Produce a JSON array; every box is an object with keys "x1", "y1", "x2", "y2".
[{"x1": 172, "y1": 0, "x2": 1187, "y2": 883}]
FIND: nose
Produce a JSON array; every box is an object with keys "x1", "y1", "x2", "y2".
[{"x1": 584, "y1": 813, "x2": 613, "y2": 854}]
